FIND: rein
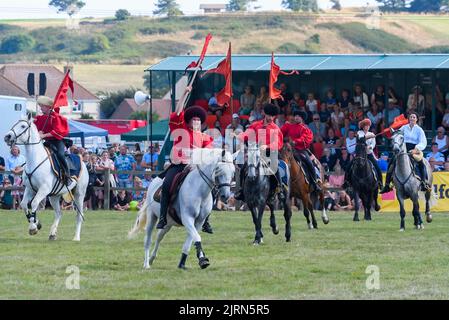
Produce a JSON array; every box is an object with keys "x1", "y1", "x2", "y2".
[{"x1": 196, "y1": 160, "x2": 231, "y2": 197}]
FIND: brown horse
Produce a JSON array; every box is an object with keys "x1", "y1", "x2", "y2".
[{"x1": 280, "y1": 143, "x2": 329, "y2": 229}]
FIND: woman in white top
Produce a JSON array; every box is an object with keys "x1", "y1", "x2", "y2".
[
  {"x1": 353, "y1": 84, "x2": 369, "y2": 111},
  {"x1": 343, "y1": 119, "x2": 383, "y2": 189},
  {"x1": 381, "y1": 112, "x2": 429, "y2": 193},
  {"x1": 432, "y1": 126, "x2": 449, "y2": 157}
]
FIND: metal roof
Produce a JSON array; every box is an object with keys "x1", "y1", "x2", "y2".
[{"x1": 147, "y1": 54, "x2": 449, "y2": 72}]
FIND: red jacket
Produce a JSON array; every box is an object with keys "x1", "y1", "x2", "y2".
[
  {"x1": 281, "y1": 122, "x2": 313, "y2": 151},
  {"x1": 169, "y1": 111, "x2": 214, "y2": 164},
  {"x1": 34, "y1": 110, "x2": 68, "y2": 141},
  {"x1": 238, "y1": 120, "x2": 283, "y2": 151}
]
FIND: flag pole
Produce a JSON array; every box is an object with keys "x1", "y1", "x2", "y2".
[{"x1": 229, "y1": 42, "x2": 233, "y2": 115}]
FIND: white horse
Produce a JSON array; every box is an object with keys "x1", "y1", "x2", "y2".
[
  {"x1": 128, "y1": 148, "x2": 235, "y2": 270},
  {"x1": 4, "y1": 114, "x2": 88, "y2": 241}
]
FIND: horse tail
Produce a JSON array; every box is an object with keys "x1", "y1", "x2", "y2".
[{"x1": 127, "y1": 194, "x2": 150, "y2": 239}]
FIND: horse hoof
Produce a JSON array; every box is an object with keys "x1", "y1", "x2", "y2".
[
  {"x1": 72, "y1": 237, "x2": 80, "y2": 242},
  {"x1": 286, "y1": 238, "x2": 291, "y2": 242},
  {"x1": 253, "y1": 240, "x2": 261, "y2": 245},
  {"x1": 353, "y1": 217, "x2": 360, "y2": 222},
  {"x1": 374, "y1": 204, "x2": 380, "y2": 212},
  {"x1": 29, "y1": 228, "x2": 38, "y2": 236},
  {"x1": 199, "y1": 257, "x2": 210, "y2": 269},
  {"x1": 399, "y1": 228, "x2": 405, "y2": 232},
  {"x1": 178, "y1": 265, "x2": 187, "y2": 270},
  {"x1": 49, "y1": 235, "x2": 57, "y2": 241},
  {"x1": 322, "y1": 218, "x2": 329, "y2": 225},
  {"x1": 143, "y1": 264, "x2": 151, "y2": 270},
  {"x1": 308, "y1": 224, "x2": 314, "y2": 230},
  {"x1": 272, "y1": 228, "x2": 279, "y2": 235},
  {"x1": 426, "y1": 214, "x2": 433, "y2": 223}
]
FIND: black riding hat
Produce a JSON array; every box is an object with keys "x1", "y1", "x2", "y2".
[
  {"x1": 184, "y1": 106, "x2": 207, "y2": 124},
  {"x1": 263, "y1": 103, "x2": 280, "y2": 116}
]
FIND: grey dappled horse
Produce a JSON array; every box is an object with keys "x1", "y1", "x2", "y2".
[{"x1": 391, "y1": 131, "x2": 434, "y2": 231}]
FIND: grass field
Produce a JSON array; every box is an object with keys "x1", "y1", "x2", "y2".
[{"x1": 1, "y1": 209, "x2": 449, "y2": 300}]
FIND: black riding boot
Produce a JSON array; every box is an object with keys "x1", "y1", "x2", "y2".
[
  {"x1": 275, "y1": 170, "x2": 286, "y2": 201},
  {"x1": 157, "y1": 191, "x2": 169, "y2": 229},
  {"x1": 202, "y1": 215, "x2": 213, "y2": 234},
  {"x1": 380, "y1": 157, "x2": 395, "y2": 194}
]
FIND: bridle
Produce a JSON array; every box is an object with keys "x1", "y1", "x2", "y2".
[
  {"x1": 9, "y1": 119, "x2": 42, "y2": 146},
  {"x1": 196, "y1": 153, "x2": 233, "y2": 196},
  {"x1": 392, "y1": 132, "x2": 414, "y2": 186}
]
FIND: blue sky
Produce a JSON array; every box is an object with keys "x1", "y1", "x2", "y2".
[{"x1": 0, "y1": 0, "x2": 379, "y2": 19}]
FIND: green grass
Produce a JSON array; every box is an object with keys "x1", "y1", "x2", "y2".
[{"x1": 1, "y1": 209, "x2": 449, "y2": 299}]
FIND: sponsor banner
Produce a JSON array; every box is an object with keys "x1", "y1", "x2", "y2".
[{"x1": 379, "y1": 172, "x2": 447, "y2": 212}]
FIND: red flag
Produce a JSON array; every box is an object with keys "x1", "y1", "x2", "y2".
[
  {"x1": 381, "y1": 114, "x2": 409, "y2": 138},
  {"x1": 53, "y1": 71, "x2": 75, "y2": 112},
  {"x1": 269, "y1": 52, "x2": 299, "y2": 101},
  {"x1": 186, "y1": 33, "x2": 212, "y2": 70},
  {"x1": 202, "y1": 43, "x2": 232, "y2": 107}
]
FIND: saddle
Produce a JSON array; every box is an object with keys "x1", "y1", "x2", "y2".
[
  {"x1": 153, "y1": 166, "x2": 193, "y2": 226},
  {"x1": 44, "y1": 147, "x2": 82, "y2": 183}
]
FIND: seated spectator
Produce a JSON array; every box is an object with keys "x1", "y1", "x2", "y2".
[
  {"x1": 433, "y1": 127, "x2": 449, "y2": 158},
  {"x1": 250, "y1": 103, "x2": 264, "y2": 121},
  {"x1": 0, "y1": 177, "x2": 13, "y2": 210},
  {"x1": 367, "y1": 104, "x2": 383, "y2": 133},
  {"x1": 382, "y1": 102, "x2": 401, "y2": 127},
  {"x1": 289, "y1": 92, "x2": 305, "y2": 115},
  {"x1": 208, "y1": 95, "x2": 224, "y2": 117},
  {"x1": 320, "y1": 147, "x2": 337, "y2": 172},
  {"x1": 114, "y1": 190, "x2": 131, "y2": 211},
  {"x1": 335, "y1": 190, "x2": 354, "y2": 211},
  {"x1": 378, "y1": 152, "x2": 389, "y2": 172},
  {"x1": 407, "y1": 85, "x2": 424, "y2": 116},
  {"x1": 225, "y1": 114, "x2": 244, "y2": 154},
  {"x1": 323, "y1": 127, "x2": 342, "y2": 157},
  {"x1": 325, "y1": 89, "x2": 337, "y2": 108},
  {"x1": 339, "y1": 89, "x2": 351, "y2": 110},
  {"x1": 318, "y1": 102, "x2": 331, "y2": 123},
  {"x1": 442, "y1": 108, "x2": 449, "y2": 131},
  {"x1": 308, "y1": 113, "x2": 327, "y2": 142},
  {"x1": 256, "y1": 85, "x2": 270, "y2": 107},
  {"x1": 239, "y1": 86, "x2": 256, "y2": 116},
  {"x1": 274, "y1": 83, "x2": 293, "y2": 113},
  {"x1": 328, "y1": 162, "x2": 345, "y2": 189},
  {"x1": 132, "y1": 177, "x2": 146, "y2": 209},
  {"x1": 353, "y1": 84, "x2": 369, "y2": 111},
  {"x1": 371, "y1": 85, "x2": 385, "y2": 111},
  {"x1": 305, "y1": 92, "x2": 318, "y2": 113},
  {"x1": 345, "y1": 129, "x2": 357, "y2": 155},
  {"x1": 388, "y1": 87, "x2": 399, "y2": 109},
  {"x1": 142, "y1": 169, "x2": 153, "y2": 189},
  {"x1": 337, "y1": 147, "x2": 351, "y2": 173},
  {"x1": 426, "y1": 143, "x2": 445, "y2": 172},
  {"x1": 331, "y1": 104, "x2": 345, "y2": 129}
]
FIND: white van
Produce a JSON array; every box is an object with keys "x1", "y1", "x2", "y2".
[{"x1": 0, "y1": 95, "x2": 27, "y2": 160}]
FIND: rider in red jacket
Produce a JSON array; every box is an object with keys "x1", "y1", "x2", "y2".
[
  {"x1": 34, "y1": 96, "x2": 70, "y2": 185},
  {"x1": 234, "y1": 103, "x2": 286, "y2": 202},
  {"x1": 157, "y1": 105, "x2": 214, "y2": 231},
  {"x1": 281, "y1": 111, "x2": 321, "y2": 191}
]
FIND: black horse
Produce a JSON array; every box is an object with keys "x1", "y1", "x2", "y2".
[{"x1": 349, "y1": 136, "x2": 380, "y2": 221}]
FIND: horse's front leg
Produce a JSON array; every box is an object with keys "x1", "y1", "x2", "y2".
[
  {"x1": 353, "y1": 192, "x2": 360, "y2": 222},
  {"x1": 48, "y1": 196, "x2": 63, "y2": 240},
  {"x1": 412, "y1": 198, "x2": 424, "y2": 230},
  {"x1": 425, "y1": 190, "x2": 433, "y2": 223},
  {"x1": 250, "y1": 207, "x2": 261, "y2": 245},
  {"x1": 28, "y1": 188, "x2": 49, "y2": 235},
  {"x1": 319, "y1": 190, "x2": 329, "y2": 224},
  {"x1": 184, "y1": 213, "x2": 209, "y2": 269},
  {"x1": 267, "y1": 202, "x2": 279, "y2": 235},
  {"x1": 179, "y1": 234, "x2": 193, "y2": 270},
  {"x1": 283, "y1": 197, "x2": 292, "y2": 242},
  {"x1": 398, "y1": 195, "x2": 406, "y2": 231},
  {"x1": 309, "y1": 199, "x2": 318, "y2": 229},
  {"x1": 20, "y1": 187, "x2": 34, "y2": 223}
]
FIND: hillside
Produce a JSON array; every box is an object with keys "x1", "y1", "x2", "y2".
[{"x1": 1, "y1": 13, "x2": 449, "y2": 66}]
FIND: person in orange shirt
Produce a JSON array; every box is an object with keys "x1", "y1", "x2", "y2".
[{"x1": 234, "y1": 103, "x2": 285, "y2": 202}]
